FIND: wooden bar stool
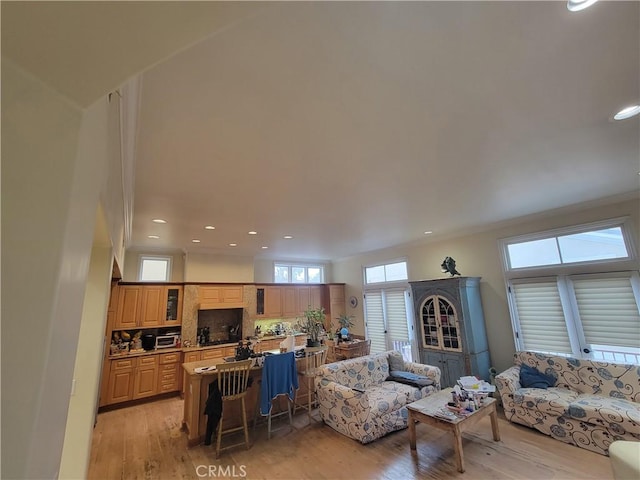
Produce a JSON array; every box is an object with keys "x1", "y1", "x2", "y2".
[
  {"x1": 213, "y1": 359, "x2": 252, "y2": 458},
  {"x1": 294, "y1": 346, "x2": 328, "y2": 420},
  {"x1": 254, "y1": 352, "x2": 298, "y2": 439}
]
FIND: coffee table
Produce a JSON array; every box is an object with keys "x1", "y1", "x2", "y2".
[{"x1": 407, "y1": 387, "x2": 500, "y2": 473}]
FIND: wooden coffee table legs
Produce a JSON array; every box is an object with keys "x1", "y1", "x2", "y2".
[{"x1": 408, "y1": 401, "x2": 500, "y2": 473}]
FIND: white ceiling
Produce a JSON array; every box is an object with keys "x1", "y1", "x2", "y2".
[{"x1": 4, "y1": 2, "x2": 639, "y2": 262}]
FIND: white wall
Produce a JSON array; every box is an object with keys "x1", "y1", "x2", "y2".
[
  {"x1": 333, "y1": 196, "x2": 640, "y2": 373},
  {"x1": 1, "y1": 59, "x2": 117, "y2": 479},
  {"x1": 59, "y1": 214, "x2": 112, "y2": 479},
  {"x1": 184, "y1": 252, "x2": 254, "y2": 283}
]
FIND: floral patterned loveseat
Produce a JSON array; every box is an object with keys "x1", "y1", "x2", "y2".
[
  {"x1": 315, "y1": 350, "x2": 440, "y2": 443},
  {"x1": 495, "y1": 351, "x2": 640, "y2": 455}
]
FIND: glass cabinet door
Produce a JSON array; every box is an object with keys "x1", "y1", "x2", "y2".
[
  {"x1": 164, "y1": 287, "x2": 182, "y2": 325},
  {"x1": 419, "y1": 295, "x2": 461, "y2": 352}
]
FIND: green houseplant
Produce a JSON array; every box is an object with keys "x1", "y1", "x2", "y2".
[
  {"x1": 336, "y1": 314, "x2": 354, "y2": 330},
  {"x1": 302, "y1": 306, "x2": 326, "y2": 347}
]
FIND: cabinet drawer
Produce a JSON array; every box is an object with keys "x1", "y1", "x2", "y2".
[
  {"x1": 183, "y1": 351, "x2": 200, "y2": 363},
  {"x1": 112, "y1": 358, "x2": 134, "y2": 370},
  {"x1": 160, "y1": 371, "x2": 177, "y2": 382},
  {"x1": 158, "y1": 381, "x2": 178, "y2": 393},
  {"x1": 201, "y1": 349, "x2": 224, "y2": 360},
  {"x1": 160, "y1": 362, "x2": 178, "y2": 373},
  {"x1": 138, "y1": 355, "x2": 159, "y2": 367},
  {"x1": 159, "y1": 352, "x2": 181, "y2": 365}
]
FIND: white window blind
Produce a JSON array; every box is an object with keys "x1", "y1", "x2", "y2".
[
  {"x1": 572, "y1": 276, "x2": 640, "y2": 350},
  {"x1": 511, "y1": 281, "x2": 572, "y2": 354},
  {"x1": 386, "y1": 290, "x2": 409, "y2": 343},
  {"x1": 364, "y1": 291, "x2": 387, "y2": 354}
]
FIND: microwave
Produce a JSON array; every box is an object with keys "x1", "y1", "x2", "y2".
[{"x1": 155, "y1": 334, "x2": 179, "y2": 349}]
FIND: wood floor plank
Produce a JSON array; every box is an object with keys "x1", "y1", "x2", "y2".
[{"x1": 88, "y1": 395, "x2": 613, "y2": 479}]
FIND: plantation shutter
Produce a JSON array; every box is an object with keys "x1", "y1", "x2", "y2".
[
  {"x1": 572, "y1": 275, "x2": 640, "y2": 349},
  {"x1": 510, "y1": 280, "x2": 572, "y2": 354},
  {"x1": 385, "y1": 289, "x2": 411, "y2": 354},
  {"x1": 364, "y1": 291, "x2": 387, "y2": 354}
]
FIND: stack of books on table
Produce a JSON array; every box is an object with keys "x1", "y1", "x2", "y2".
[{"x1": 457, "y1": 376, "x2": 496, "y2": 393}]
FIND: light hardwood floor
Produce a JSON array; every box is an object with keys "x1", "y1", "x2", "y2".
[{"x1": 88, "y1": 395, "x2": 613, "y2": 480}]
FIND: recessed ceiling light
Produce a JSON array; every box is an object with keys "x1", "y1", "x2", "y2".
[
  {"x1": 261, "y1": 246, "x2": 269, "y2": 249},
  {"x1": 152, "y1": 219, "x2": 166, "y2": 224},
  {"x1": 248, "y1": 231, "x2": 258, "y2": 235},
  {"x1": 613, "y1": 105, "x2": 640, "y2": 121},
  {"x1": 283, "y1": 235, "x2": 294, "y2": 239},
  {"x1": 204, "y1": 225, "x2": 215, "y2": 230},
  {"x1": 148, "y1": 235, "x2": 160, "y2": 239},
  {"x1": 567, "y1": 0, "x2": 598, "y2": 12},
  {"x1": 192, "y1": 239, "x2": 201, "y2": 243},
  {"x1": 424, "y1": 231, "x2": 433, "y2": 235},
  {"x1": 229, "y1": 243, "x2": 237, "y2": 247}
]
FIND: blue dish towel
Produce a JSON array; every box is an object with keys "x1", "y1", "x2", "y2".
[{"x1": 259, "y1": 351, "x2": 299, "y2": 415}]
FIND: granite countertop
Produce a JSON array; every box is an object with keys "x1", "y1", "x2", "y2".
[
  {"x1": 108, "y1": 346, "x2": 183, "y2": 359},
  {"x1": 109, "y1": 333, "x2": 308, "y2": 359}
]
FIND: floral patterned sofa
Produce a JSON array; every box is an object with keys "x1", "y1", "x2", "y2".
[
  {"x1": 495, "y1": 351, "x2": 640, "y2": 455},
  {"x1": 315, "y1": 350, "x2": 440, "y2": 443}
]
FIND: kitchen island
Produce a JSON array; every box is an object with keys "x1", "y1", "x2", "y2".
[{"x1": 181, "y1": 352, "x2": 310, "y2": 447}]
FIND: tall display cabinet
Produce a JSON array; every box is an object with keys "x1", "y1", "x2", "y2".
[{"x1": 409, "y1": 277, "x2": 490, "y2": 387}]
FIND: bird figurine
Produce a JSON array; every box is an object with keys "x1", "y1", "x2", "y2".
[{"x1": 441, "y1": 256, "x2": 461, "y2": 276}]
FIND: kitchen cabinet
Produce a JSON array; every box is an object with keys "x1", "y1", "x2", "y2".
[
  {"x1": 256, "y1": 286, "x2": 283, "y2": 318},
  {"x1": 114, "y1": 285, "x2": 183, "y2": 329},
  {"x1": 115, "y1": 285, "x2": 142, "y2": 329},
  {"x1": 257, "y1": 285, "x2": 325, "y2": 318},
  {"x1": 133, "y1": 355, "x2": 159, "y2": 400},
  {"x1": 158, "y1": 352, "x2": 181, "y2": 393},
  {"x1": 324, "y1": 284, "x2": 345, "y2": 330},
  {"x1": 410, "y1": 277, "x2": 489, "y2": 388},
  {"x1": 164, "y1": 286, "x2": 182, "y2": 326},
  {"x1": 140, "y1": 285, "x2": 165, "y2": 327},
  {"x1": 282, "y1": 287, "x2": 298, "y2": 317},
  {"x1": 106, "y1": 358, "x2": 135, "y2": 404},
  {"x1": 199, "y1": 285, "x2": 244, "y2": 308}
]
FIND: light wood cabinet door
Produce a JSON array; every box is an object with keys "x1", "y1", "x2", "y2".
[
  {"x1": 264, "y1": 286, "x2": 282, "y2": 317},
  {"x1": 115, "y1": 286, "x2": 141, "y2": 330},
  {"x1": 140, "y1": 285, "x2": 164, "y2": 328},
  {"x1": 107, "y1": 358, "x2": 135, "y2": 404},
  {"x1": 310, "y1": 286, "x2": 323, "y2": 310},
  {"x1": 297, "y1": 286, "x2": 311, "y2": 314},
  {"x1": 133, "y1": 356, "x2": 158, "y2": 400},
  {"x1": 199, "y1": 285, "x2": 243, "y2": 307},
  {"x1": 282, "y1": 287, "x2": 298, "y2": 317},
  {"x1": 108, "y1": 282, "x2": 119, "y2": 313},
  {"x1": 221, "y1": 286, "x2": 243, "y2": 304}
]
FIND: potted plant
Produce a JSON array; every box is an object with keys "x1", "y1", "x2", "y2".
[
  {"x1": 336, "y1": 314, "x2": 355, "y2": 341},
  {"x1": 302, "y1": 306, "x2": 326, "y2": 347}
]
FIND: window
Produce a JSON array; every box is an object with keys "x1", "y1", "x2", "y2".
[
  {"x1": 502, "y1": 218, "x2": 633, "y2": 271},
  {"x1": 364, "y1": 261, "x2": 408, "y2": 284},
  {"x1": 502, "y1": 217, "x2": 640, "y2": 363},
  {"x1": 139, "y1": 255, "x2": 171, "y2": 281},
  {"x1": 273, "y1": 263, "x2": 324, "y2": 283},
  {"x1": 508, "y1": 273, "x2": 640, "y2": 362},
  {"x1": 364, "y1": 289, "x2": 415, "y2": 362},
  {"x1": 362, "y1": 259, "x2": 415, "y2": 361}
]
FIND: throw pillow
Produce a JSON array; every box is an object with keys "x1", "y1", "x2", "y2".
[
  {"x1": 388, "y1": 370, "x2": 434, "y2": 388},
  {"x1": 519, "y1": 364, "x2": 557, "y2": 389},
  {"x1": 388, "y1": 353, "x2": 405, "y2": 372}
]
